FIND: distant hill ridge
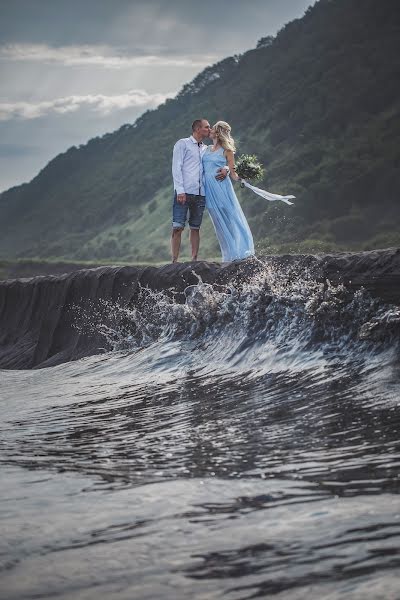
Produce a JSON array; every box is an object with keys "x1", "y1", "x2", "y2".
[{"x1": 0, "y1": 0, "x2": 399, "y2": 262}]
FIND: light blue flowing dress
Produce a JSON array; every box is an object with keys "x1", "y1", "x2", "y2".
[{"x1": 203, "y1": 146, "x2": 255, "y2": 262}]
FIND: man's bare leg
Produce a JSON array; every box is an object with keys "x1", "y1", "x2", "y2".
[
  {"x1": 171, "y1": 228, "x2": 183, "y2": 263},
  {"x1": 190, "y1": 228, "x2": 200, "y2": 261}
]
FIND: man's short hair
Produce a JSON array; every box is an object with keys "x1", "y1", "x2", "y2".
[{"x1": 192, "y1": 119, "x2": 206, "y2": 132}]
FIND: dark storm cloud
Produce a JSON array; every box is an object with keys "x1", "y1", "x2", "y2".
[{"x1": 0, "y1": 0, "x2": 312, "y2": 55}]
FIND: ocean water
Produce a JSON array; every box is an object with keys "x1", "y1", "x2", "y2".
[{"x1": 1, "y1": 260, "x2": 400, "y2": 599}]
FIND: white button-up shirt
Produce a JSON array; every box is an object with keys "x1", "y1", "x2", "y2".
[{"x1": 172, "y1": 135, "x2": 207, "y2": 196}]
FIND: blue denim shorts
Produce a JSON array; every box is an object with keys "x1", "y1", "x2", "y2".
[{"x1": 172, "y1": 192, "x2": 206, "y2": 230}]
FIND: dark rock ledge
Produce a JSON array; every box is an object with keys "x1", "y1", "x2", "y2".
[{"x1": 0, "y1": 248, "x2": 398, "y2": 370}]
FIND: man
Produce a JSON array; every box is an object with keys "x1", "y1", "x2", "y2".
[{"x1": 171, "y1": 119, "x2": 227, "y2": 262}]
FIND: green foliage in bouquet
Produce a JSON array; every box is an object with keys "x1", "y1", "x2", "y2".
[{"x1": 234, "y1": 154, "x2": 265, "y2": 182}]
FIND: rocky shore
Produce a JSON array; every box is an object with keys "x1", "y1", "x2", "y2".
[{"x1": 0, "y1": 248, "x2": 399, "y2": 370}]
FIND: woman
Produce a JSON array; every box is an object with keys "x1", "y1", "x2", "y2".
[{"x1": 203, "y1": 121, "x2": 255, "y2": 263}]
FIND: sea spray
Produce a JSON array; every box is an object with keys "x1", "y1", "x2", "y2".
[{"x1": 70, "y1": 259, "x2": 399, "y2": 368}]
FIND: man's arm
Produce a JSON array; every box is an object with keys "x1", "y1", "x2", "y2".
[{"x1": 172, "y1": 140, "x2": 186, "y2": 204}]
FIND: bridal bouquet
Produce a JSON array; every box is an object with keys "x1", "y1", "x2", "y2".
[
  {"x1": 234, "y1": 153, "x2": 295, "y2": 206},
  {"x1": 234, "y1": 154, "x2": 265, "y2": 183}
]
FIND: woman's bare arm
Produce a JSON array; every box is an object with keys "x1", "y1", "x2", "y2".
[{"x1": 225, "y1": 150, "x2": 240, "y2": 181}]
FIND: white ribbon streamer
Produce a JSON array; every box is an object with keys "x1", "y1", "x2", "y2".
[{"x1": 241, "y1": 180, "x2": 295, "y2": 205}]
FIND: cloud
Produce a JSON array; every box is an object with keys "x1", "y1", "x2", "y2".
[
  {"x1": 0, "y1": 90, "x2": 175, "y2": 121},
  {"x1": 0, "y1": 143, "x2": 38, "y2": 157},
  {"x1": 0, "y1": 43, "x2": 217, "y2": 69}
]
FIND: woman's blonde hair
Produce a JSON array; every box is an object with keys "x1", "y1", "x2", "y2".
[{"x1": 213, "y1": 120, "x2": 236, "y2": 153}]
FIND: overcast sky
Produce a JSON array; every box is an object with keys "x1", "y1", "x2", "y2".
[{"x1": 0, "y1": 0, "x2": 312, "y2": 192}]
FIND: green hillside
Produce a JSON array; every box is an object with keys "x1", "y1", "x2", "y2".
[{"x1": 0, "y1": 0, "x2": 399, "y2": 263}]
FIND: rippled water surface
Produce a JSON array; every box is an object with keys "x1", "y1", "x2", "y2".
[{"x1": 1, "y1": 261, "x2": 400, "y2": 599}]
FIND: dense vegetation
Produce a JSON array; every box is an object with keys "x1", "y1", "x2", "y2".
[{"x1": 0, "y1": 0, "x2": 399, "y2": 263}]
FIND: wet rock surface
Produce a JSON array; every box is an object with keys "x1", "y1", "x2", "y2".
[{"x1": 0, "y1": 248, "x2": 398, "y2": 369}]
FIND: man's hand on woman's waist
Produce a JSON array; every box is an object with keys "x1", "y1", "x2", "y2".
[{"x1": 215, "y1": 167, "x2": 229, "y2": 181}]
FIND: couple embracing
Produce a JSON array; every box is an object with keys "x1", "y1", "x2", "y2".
[{"x1": 171, "y1": 119, "x2": 254, "y2": 263}]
